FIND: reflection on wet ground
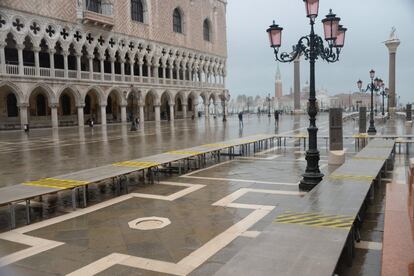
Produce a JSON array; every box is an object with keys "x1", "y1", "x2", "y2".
[{"x1": 0, "y1": 114, "x2": 412, "y2": 275}]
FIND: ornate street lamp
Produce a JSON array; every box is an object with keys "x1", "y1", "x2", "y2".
[
  {"x1": 377, "y1": 79, "x2": 388, "y2": 116},
  {"x1": 266, "y1": 0, "x2": 346, "y2": 191},
  {"x1": 356, "y1": 69, "x2": 382, "y2": 135}
]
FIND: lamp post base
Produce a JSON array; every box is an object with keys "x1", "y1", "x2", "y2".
[
  {"x1": 222, "y1": 115, "x2": 227, "y2": 122},
  {"x1": 367, "y1": 127, "x2": 377, "y2": 135},
  {"x1": 299, "y1": 150, "x2": 324, "y2": 191},
  {"x1": 299, "y1": 172, "x2": 324, "y2": 191}
]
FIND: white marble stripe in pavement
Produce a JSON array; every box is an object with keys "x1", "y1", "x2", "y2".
[
  {"x1": 181, "y1": 175, "x2": 299, "y2": 186},
  {"x1": 354, "y1": 241, "x2": 382, "y2": 250}
]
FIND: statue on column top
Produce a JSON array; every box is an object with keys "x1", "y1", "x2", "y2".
[{"x1": 389, "y1": 26, "x2": 397, "y2": 40}]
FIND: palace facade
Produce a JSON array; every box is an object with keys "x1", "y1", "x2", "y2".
[{"x1": 0, "y1": 0, "x2": 228, "y2": 129}]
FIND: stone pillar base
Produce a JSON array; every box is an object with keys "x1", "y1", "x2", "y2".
[
  {"x1": 293, "y1": 109, "x2": 304, "y2": 114},
  {"x1": 405, "y1": 121, "x2": 412, "y2": 127},
  {"x1": 328, "y1": 150, "x2": 345, "y2": 165},
  {"x1": 389, "y1": 107, "x2": 396, "y2": 119}
]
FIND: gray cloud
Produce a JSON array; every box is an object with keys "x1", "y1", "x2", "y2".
[{"x1": 226, "y1": 0, "x2": 414, "y2": 105}]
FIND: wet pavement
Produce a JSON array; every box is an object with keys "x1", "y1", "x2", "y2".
[
  {"x1": 0, "y1": 114, "x2": 412, "y2": 275},
  {"x1": 0, "y1": 114, "x2": 317, "y2": 188}
]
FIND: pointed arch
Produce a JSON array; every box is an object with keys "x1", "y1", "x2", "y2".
[
  {"x1": 56, "y1": 85, "x2": 82, "y2": 107},
  {"x1": 84, "y1": 85, "x2": 105, "y2": 105},
  {"x1": 27, "y1": 82, "x2": 56, "y2": 104},
  {"x1": 0, "y1": 81, "x2": 24, "y2": 104}
]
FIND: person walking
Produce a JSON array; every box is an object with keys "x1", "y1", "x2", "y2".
[
  {"x1": 135, "y1": 117, "x2": 140, "y2": 129},
  {"x1": 274, "y1": 110, "x2": 279, "y2": 126},
  {"x1": 89, "y1": 117, "x2": 94, "y2": 128},
  {"x1": 238, "y1": 112, "x2": 243, "y2": 128}
]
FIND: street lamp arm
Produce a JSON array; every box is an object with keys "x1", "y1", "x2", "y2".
[
  {"x1": 272, "y1": 36, "x2": 309, "y2": 63},
  {"x1": 316, "y1": 35, "x2": 341, "y2": 63},
  {"x1": 272, "y1": 34, "x2": 341, "y2": 63}
]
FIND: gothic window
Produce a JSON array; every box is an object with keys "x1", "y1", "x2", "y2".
[
  {"x1": 36, "y1": 94, "x2": 46, "y2": 116},
  {"x1": 131, "y1": 0, "x2": 144, "y2": 22},
  {"x1": 203, "y1": 19, "x2": 211, "y2": 41},
  {"x1": 173, "y1": 8, "x2": 182, "y2": 33},
  {"x1": 86, "y1": 0, "x2": 102, "y2": 13},
  {"x1": 61, "y1": 94, "x2": 71, "y2": 115},
  {"x1": 6, "y1": 93, "x2": 18, "y2": 117}
]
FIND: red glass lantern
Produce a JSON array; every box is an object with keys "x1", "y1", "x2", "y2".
[
  {"x1": 303, "y1": 0, "x2": 319, "y2": 18},
  {"x1": 266, "y1": 21, "x2": 283, "y2": 48},
  {"x1": 322, "y1": 9, "x2": 341, "y2": 41},
  {"x1": 334, "y1": 25, "x2": 347, "y2": 48}
]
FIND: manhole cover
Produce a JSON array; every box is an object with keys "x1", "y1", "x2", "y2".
[{"x1": 128, "y1": 217, "x2": 171, "y2": 230}]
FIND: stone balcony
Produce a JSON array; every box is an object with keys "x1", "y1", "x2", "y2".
[
  {"x1": 2, "y1": 64, "x2": 225, "y2": 91},
  {"x1": 83, "y1": 10, "x2": 114, "y2": 28}
]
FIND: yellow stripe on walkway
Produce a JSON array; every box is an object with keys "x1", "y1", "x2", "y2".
[
  {"x1": 329, "y1": 174, "x2": 374, "y2": 181},
  {"x1": 112, "y1": 161, "x2": 160, "y2": 168},
  {"x1": 24, "y1": 178, "x2": 89, "y2": 189},
  {"x1": 352, "y1": 134, "x2": 369, "y2": 138},
  {"x1": 352, "y1": 156, "x2": 387, "y2": 160},
  {"x1": 273, "y1": 211, "x2": 354, "y2": 229}
]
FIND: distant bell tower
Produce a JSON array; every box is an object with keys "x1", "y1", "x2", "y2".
[{"x1": 275, "y1": 63, "x2": 282, "y2": 98}]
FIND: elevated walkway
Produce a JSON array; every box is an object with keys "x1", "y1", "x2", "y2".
[
  {"x1": 0, "y1": 134, "x2": 279, "y2": 229},
  {"x1": 214, "y1": 139, "x2": 395, "y2": 276}
]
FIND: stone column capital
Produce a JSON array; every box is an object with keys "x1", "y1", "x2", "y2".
[
  {"x1": 16, "y1": 43, "x2": 25, "y2": 50},
  {"x1": 49, "y1": 48, "x2": 56, "y2": 54},
  {"x1": 49, "y1": 103, "x2": 59, "y2": 109},
  {"x1": 17, "y1": 103, "x2": 30, "y2": 108},
  {"x1": 76, "y1": 103, "x2": 85, "y2": 108},
  {"x1": 384, "y1": 39, "x2": 400, "y2": 54},
  {"x1": 32, "y1": 46, "x2": 41, "y2": 53}
]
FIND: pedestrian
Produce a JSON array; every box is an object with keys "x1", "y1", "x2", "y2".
[
  {"x1": 130, "y1": 117, "x2": 137, "y2": 131},
  {"x1": 135, "y1": 117, "x2": 140, "y2": 128},
  {"x1": 274, "y1": 110, "x2": 279, "y2": 125},
  {"x1": 238, "y1": 112, "x2": 243, "y2": 128},
  {"x1": 89, "y1": 117, "x2": 94, "y2": 128}
]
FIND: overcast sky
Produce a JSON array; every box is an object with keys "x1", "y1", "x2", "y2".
[{"x1": 226, "y1": 0, "x2": 414, "y2": 105}]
